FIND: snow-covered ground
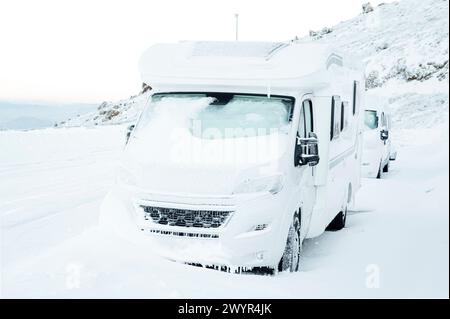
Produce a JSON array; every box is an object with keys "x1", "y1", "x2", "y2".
[
  {"x1": 1, "y1": 121, "x2": 448, "y2": 298},
  {"x1": 1, "y1": 0, "x2": 448, "y2": 299}
]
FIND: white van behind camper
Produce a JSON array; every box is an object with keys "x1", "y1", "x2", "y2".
[
  {"x1": 100, "y1": 41, "x2": 365, "y2": 272},
  {"x1": 362, "y1": 95, "x2": 396, "y2": 178}
]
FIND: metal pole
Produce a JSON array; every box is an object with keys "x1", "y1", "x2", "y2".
[{"x1": 235, "y1": 13, "x2": 239, "y2": 41}]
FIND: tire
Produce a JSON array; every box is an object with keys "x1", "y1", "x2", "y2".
[
  {"x1": 383, "y1": 161, "x2": 389, "y2": 173},
  {"x1": 327, "y1": 207, "x2": 347, "y2": 231},
  {"x1": 278, "y1": 213, "x2": 301, "y2": 272}
]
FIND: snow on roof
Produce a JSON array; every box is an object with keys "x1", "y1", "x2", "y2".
[
  {"x1": 139, "y1": 41, "x2": 357, "y2": 90},
  {"x1": 190, "y1": 41, "x2": 288, "y2": 59}
]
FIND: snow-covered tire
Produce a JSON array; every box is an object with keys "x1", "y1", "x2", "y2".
[
  {"x1": 327, "y1": 207, "x2": 347, "y2": 231},
  {"x1": 278, "y1": 213, "x2": 301, "y2": 272}
]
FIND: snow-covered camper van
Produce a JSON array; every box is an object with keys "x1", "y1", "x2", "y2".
[
  {"x1": 362, "y1": 95, "x2": 396, "y2": 178},
  {"x1": 100, "y1": 41, "x2": 365, "y2": 272}
]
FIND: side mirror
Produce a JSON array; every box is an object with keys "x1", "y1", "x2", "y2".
[
  {"x1": 297, "y1": 132, "x2": 320, "y2": 167},
  {"x1": 380, "y1": 129, "x2": 389, "y2": 141},
  {"x1": 126, "y1": 124, "x2": 135, "y2": 144}
]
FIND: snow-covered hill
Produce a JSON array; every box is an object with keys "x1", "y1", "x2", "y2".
[
  {"x1": 57, "y1": 91, "x2": 151, "y2": 128},
  {"x1": 304, "y1": 0, "x2": 449, "y2": 129},
  {"x1": 58, "y1": 0, "x2": 449, "y2": 130},
  {"x1": 307, "y1": 0, "x2": 448, "y2": 87}
]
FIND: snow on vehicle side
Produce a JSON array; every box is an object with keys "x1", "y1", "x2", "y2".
[{"x1": 362, "y1": 94, "x2": 395, "y2": 178}]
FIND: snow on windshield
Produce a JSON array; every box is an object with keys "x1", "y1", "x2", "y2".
[
  {"x1": 130, "y1": 94, "x2": 292, "y2": 166},
  {"x1": 134, "y1": 95, "x2": 214, "y2": 138},
  {"x1": 134, "y1": 93, "x2": 293, "y2": 140}
]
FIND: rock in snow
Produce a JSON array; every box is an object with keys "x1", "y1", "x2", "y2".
[{"x1": 362, "y1": 2, "x2": 375, "y2": 14}]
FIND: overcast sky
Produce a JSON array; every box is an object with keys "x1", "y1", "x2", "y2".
[{"x1": 0, "y1": 0, "x2": 389, "y2": 104}]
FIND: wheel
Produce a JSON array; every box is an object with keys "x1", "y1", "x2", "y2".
[
  {"x1": 327, "y1": 207, "x2": 347, "y2": 231},
  {"x1": 278, "y1": 213, "x2": 301, "y2": 272},
  {"x1": 383, "y1": 161, "x2": 389, "y2": 173}
]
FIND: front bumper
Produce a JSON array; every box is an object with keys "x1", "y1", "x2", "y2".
[{"x1": 100, "y1": 185, "x2": 290, "y2": 268}]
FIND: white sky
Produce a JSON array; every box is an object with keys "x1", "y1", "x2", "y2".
[{"x1": 0, "y1": 0, "x2": 388, "y2": 104}]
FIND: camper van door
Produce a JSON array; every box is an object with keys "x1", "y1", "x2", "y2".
[{"x1": 293, "y1": 98, "x2": 316, "y2": 227}]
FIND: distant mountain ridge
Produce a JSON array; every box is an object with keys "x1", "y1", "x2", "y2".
[
  {"x1": 0, "y1": 101, "x2": 97, "y2": 130},
  {"x1": 1, "y1": 116, "x2": 54, "y2": 130}
]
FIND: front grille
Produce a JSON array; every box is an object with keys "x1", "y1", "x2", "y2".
[
  {"x1": 146, "y1": 229, "x2": 219, "y2": 239},
  {"x1": 140, "y1": 205, "x2": 232, "y2": 228}
]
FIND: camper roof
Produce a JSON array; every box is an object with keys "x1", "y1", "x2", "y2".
[{"x1": 139, "y1": 41, "x2": 359, "y2": 91}]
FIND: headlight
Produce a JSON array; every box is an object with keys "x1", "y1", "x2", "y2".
[
  {"x1": 116, "y1": 166, "x2": 137, "y2": 186},
  {"x1": 233, "y1": 174, "x2": 284, "y2": 195}
]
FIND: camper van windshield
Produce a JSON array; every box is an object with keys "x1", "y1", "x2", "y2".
[
  {"x1": 364, "y1": 110, "x2": 379, "y2": 130},
  {"x1": 135, "y1": 93, "x2": 294, "y2": 139}
]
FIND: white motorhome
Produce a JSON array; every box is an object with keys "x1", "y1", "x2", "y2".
[
  {"x1": 362, "y1": 95, "x2": 396, "y2": 178},
  {"x1": 100, "y1": 41, "x2": 365, "y2": 272}
]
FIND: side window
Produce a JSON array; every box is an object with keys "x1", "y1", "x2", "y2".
[
  {"x1": 330, "y1": 95, "x2": 341, "y2": 140},
  {"x1": 298, "y1": 103, "x2": 306, "y2": 138},
  {"x1": 341, "y1": 101, "x2": 349, "y2": 131},
  {"x1": 353, "y1": 81, "x2": 360, "y2": 115},
  {"x1": 298, "y1": 99, "x2": 314, "y2": 138},
  {"x1": 381, "y1": 112, "x2": 387, "y2": 128},
  {"x1": 340, "y1": 102, "x2": 347, "y2": 132},
  {"x1": 295, "y1": 100, "x2": 314, "y2": 167},
  {"x1": 303, "y1": 100, "x2": 313, "y2": 135}
]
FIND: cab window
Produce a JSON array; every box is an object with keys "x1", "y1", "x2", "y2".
[
  {"x1": 303, "y1": 100, "x2": 314, "y2": 136},
  {"x1": 364, "y1": 110, "x2": 379, "y2": 130},
  {"x1": 298, "y1": 100, "x2": 314, "y2": 138},
  {"x1": 341, "y1": 101, "x2": 349, "y2": 131},
  {"x1": 330, "y1": 95, "x2": 341, "y2": 140}
]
